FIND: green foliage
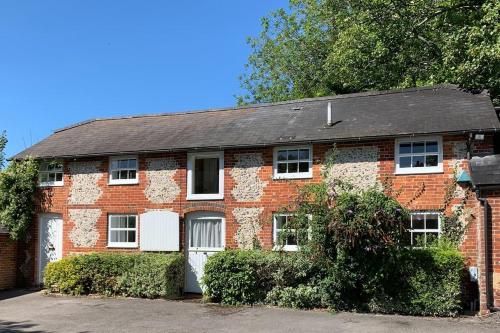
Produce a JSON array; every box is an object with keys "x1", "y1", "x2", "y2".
[
  {"x1": 204, "y1": 180, "x2": 464, "y2": 316},
  {"x1": 118, "y1": 253, "x2": 184, "y2": 298},
  {"x1": 204, "y1": 245, "x2": 464, "y2": 316},
  {"x1": 266, "y1": 285, "x2": 324, "y2": 309},
  {"x1": 441, "y1": 213, "x2": 467, "y2": 245},
  {"x1": 0, "y1": 131, "x2": 6, "y2": 169},
  {"x1": 202, "y1": 250, "x2": 316, "y2": 305},
  {"x1": 44, "y1": 253, "x2": 184, "y2": 299},
  {"x1": 369, "y1": 241, "x2": 465, "y2": 316},
  {"x1": 239, "y1": 0, "x2": 499, "y2": 105},
  {"x1": 0, "y1": 157, "x2": 39, "y2": 240},
  {"x1": 329, "y1": 190, "x2": 409, "y2": 251}
]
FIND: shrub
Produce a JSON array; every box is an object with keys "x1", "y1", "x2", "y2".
[
  {"x1": 368, "y1": 241, "x2": 465, "y2": 316},
  {"x1": 203, "y1": 244, "x2": 464, "y2": 316},
  {"x1": 202, "y1": 250, "x2": 316, "y2": 305},
  {"x1": 118, "y1": 253, "x2": 184, "y2": 298},
  {"x1": 44, "y1": 252, "x2": 184, "y2": 299},
  {"x1": 266, "y1": 285, "x2": 324, "y2": 309}
]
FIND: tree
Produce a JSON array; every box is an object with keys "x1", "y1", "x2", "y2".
[
  {"x1": 0, "y1": 132, "x2": 39, "y2": 240},
  {"x1": 0, "y1": 131, "x2": 6, "y2": 169},
  {"x1": 238, "y1": 0, "x2": 499, "y2": 105}
]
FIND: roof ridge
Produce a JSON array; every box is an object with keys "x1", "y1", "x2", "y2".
[{"x1": 53, "y1": 84, "x2": 461, "y2": 134}]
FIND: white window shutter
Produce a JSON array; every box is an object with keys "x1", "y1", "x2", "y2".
[{"x1": 139, "y1": 210, "x2": 179, "y2": 251}]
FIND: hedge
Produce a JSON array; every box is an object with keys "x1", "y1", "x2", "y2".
[
  {"x1": 44, "y1": 252, "x2": 184, "y2": 298},
  {"x1": 202, "y1": 250, "x2": 317, "y2": 305},
  {"x1": 202, "y1": 245, "x2": 465, "y2": 316}
]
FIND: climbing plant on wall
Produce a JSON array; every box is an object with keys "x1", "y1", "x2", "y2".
[{"x1": 0, "y1": 133, "x2": 39, "y2": 240}]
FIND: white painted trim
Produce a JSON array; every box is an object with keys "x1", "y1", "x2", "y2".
[
  {"x1": 108, "y1": 155, "x2": 139, "y2": 185},
  {"x1": 107, "y1": 214, "x2": 139, "y2": 248},
  {"x1": 394, "y1": 136, "x2": 443, "y2": 175},
  {"x1": 38, "y1": 162, "x2": 64, "y2": 187},
  {"x1": 409, "y1": 212, "x2": 441, "y2": 247},
  {"x1": 186, "y1": 151, "x2": 224, "y2": 200},
  {"x1": 272, "y1": 213, "x2": 312, "y2": 252},
  {"x1": 38, "y1": 182, "x2": 64, "y2": 187},
  {"x1": 273, "y1": 145, "x2": 313, "y2": 180}
]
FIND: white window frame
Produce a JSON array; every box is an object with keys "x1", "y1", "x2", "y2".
[
  {"x1": 38, "y1": 161, "x2": 64, "y2": 187},
  {"x1": 273, "y1": 145, "x2": 313, "y2": 179},
  {"x1": 187, "y1": 151, "x2": 224, "y2": 200},
  {"x1": 107, "y1": 214, "x2": 138, "y2": 248},
  {"x1": 395, "y1": 136, "x2": 443, "y2": 175},
  {"x1": 409, "y1": 212, "x2": 441, "y2": 247},
  {"x1": 273, "y1": 213, "x2": 312, "y2": 252},
  {"x1": 108, "y1": 155, "x2": 139, "y2": 185}
]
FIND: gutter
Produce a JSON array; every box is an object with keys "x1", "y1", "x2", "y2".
[{"x1": 11, "y1": 128, "x2": 500, "y2": 161}]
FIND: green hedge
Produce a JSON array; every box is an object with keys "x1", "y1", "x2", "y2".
[
  {"x1": 202, "y1": 250, "x2": 317, "y2": 305},
  {"x1": 44, "y1": 252, "x2": 184, "y2": 298},
  {"x1": 202, "y1": 245, "x2": 465, "y2": 316}
]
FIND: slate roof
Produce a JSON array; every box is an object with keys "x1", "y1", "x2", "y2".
[
  {"x1": 13, "y1": 85, "x2": 500, "y2": 159},
  {"x1": 470, "y1": 155, "x2": 500, "y2": 187}
]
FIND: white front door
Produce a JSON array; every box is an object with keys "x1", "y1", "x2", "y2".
[
  {"x1": 185, "y1": 212, "x2": 225, "y2": 293},
  {"x1": 38, "y1": 214, "x2": 63, "y2": 284}
]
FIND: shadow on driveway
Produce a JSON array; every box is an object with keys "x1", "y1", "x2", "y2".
[
  {"x1": 0, "y1": 320, "x2": 48, "y2": 333},
  {"x1": 0, "y1": 289, "x2": 39, "y2": 301}
]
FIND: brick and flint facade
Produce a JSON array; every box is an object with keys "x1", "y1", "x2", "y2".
[{"x1": 7, "y1": 85, "x2": 500, "y2": 312}]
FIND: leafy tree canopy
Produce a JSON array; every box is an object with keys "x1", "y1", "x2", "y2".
[
  {"x1": 0, "y1": 131, "x2": 6, "y2": 169},
  {"x1": 238, "y1": 0, "x2": 499, "y2": 105},
  {"x1": 0, "y1": 132, "x2": 39, "y2": 240}
]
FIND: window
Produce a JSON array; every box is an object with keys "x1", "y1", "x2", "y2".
[
  {"x1": 108, "y1": 214, "x2": 138, "y2": 248},
  {"x1": 273, "y1": 146, "x2": 312, "y2": 179},
  {"x1": 187, "y1": 151, "x2": 224, "y2": 200},
  {"x1": 407, "y1": 212, "x2": 441, "y2": 247},
  {"x1": 273, "y1": 214, "x2": 311, "y2": 251},
  {"x1": 39, "y1": 161, "x2": 63, "y2": 186},
  {"x1": 109, "y1": 156, "x2": 138, "y2": 185},
  {"x1": 189, "y1": 217, "x2": 223, "y2": 250},
  {"x1": 395, "y1": 137, "x2": 443, "y2": 174}
]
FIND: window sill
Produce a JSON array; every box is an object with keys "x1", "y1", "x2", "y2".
[
  {"x1": 108, "y1": 180, "x2": 139, "y2": 186},
  {"x1": 186, "y1": 194, "x2": 224, "y2": 201},
  {"x1": 188, "y1": 247, "x2": 224, "y2": 252},
  {"x1": 273, "y1": 246, "x2": 299, "y2": 252},
  {"x1": 38, "y1": 182, "x2": 64, "y2": 188},
  {"x1": 394, "y1": 169, "x2": 443, "y2": 176},
  {"x1": 273, "y1": 174, "x2": 313, "y2": 180},
  {"x1": 107, "y1": 244, "x2": 138, "y2": 249}
]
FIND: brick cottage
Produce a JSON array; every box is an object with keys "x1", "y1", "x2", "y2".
[{"x1": 4, "y1": 85, "x2": 500, "y2": 312}]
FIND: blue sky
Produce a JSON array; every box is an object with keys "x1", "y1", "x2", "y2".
[{"x1": 0, "y1": 0, "x2": 287, "y2": 158}]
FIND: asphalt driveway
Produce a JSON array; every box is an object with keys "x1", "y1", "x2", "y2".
[{"x1": 0, "y1": 290, "x2": 499, "y2": 333}]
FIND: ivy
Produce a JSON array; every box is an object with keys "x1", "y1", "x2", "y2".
[{"x1": 0, "y1": 133, "x2": 39, "y2": 240}]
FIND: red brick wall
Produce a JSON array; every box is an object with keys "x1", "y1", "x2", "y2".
[
  {"x1": 476, "y1": 190, "x2": 500, "y2": 309},
  {"x1": 25, "y1": 134, "x2": 494, "y2": 304},
  {"x1": 0, "y1": 233, "x2": 17, "y2": 290}
]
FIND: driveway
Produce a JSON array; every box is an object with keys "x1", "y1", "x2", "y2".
[{"x1": 0, "y1": 290, "x2": 499, "y2": 333}]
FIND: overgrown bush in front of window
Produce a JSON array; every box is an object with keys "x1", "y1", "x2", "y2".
[
  {"x1": 203, "y1": 178, "x2": 465, "y2": 316},
  {"x1": 203, "y1": 244, "x2": 464, "y2": 315},
  {"x1": 44, "y1": 252, "x2": 184, "y2": 299},
  {"x1": 202, "y1": 250, "x2": 317, "y2": 305}
]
